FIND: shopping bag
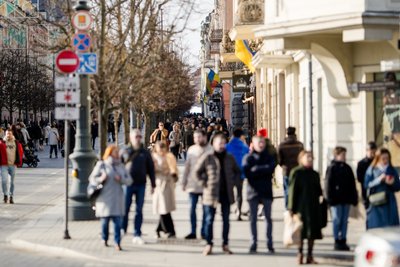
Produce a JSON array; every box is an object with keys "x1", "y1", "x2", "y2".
[{"x1": 283, "y1": 211, "x2": 303, "y2": 248}]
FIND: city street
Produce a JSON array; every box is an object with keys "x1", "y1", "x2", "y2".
[{"x1": 0, "y1": 146, "x2": 364, "y2": 267}]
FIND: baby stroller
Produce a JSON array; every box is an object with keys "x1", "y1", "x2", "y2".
[{"x1": 23, "y1": 140, "x2": 40, "y2": 168}]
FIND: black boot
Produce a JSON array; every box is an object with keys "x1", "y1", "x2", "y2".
[
  {"x1": 334, "y1": 239, "x2": 341, "y2": 250},
  {"x1": 9, "y1": 196, "x2": 14, "y2": 204},
  {"x1": 341, "y1": 239, "x2": 350, "y2": 251},
  {"x1": 3, "y1": 195, "x2": 7, "y2": 204}
]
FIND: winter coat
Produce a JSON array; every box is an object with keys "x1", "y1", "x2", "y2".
[
  {"x1": 243, "y1": 149, "x2": 276, "y2": 200},
  {"x1": 357, "y1": 157, "x2": 373, "y2": 204},
  {"x1": 44, "y1": 126, "x2": 51, "y2": 139},
  {"x1": 226, "y1": 138, "x2": 250, "y2": 179},
  {"x1": 88, "y1": 157, "x2": 133, "y2": 218},
  {"x1": 182, "y1": 129, "x2": 194, "y2": 150},
  {"x1": 121, "y1": 145, "x2": 156, "y2": 187},
  {"x1": 169, "y1": 130, "x2": 182, "y2": 148},
  {"x1": 324, "y1": 160, "x2": 358, "y2": 206},
  {"x1": 364, "y1": 165, "x2": 400, "y2": 229},
  {"x1": 152, "y1": 152, "x2": 178, "y2": 215},
  {"x1": 150, "y1": 129, "x2": 169, "y2": 144},
  {"x1": 278, "y1": 135, "x2": 304, "y2": 177},
  {"x1": 194, "y1": 150, "x2": 241, "y2": 207},
  {"x1": 20, "y1": 128, "x2": 30, "y2": 144},
  {"x1": 0, "y1": 138, "x2": 22, "y2": 166},
  {"x1": 182, "y1": 144, "x2": 211, "y2": 194},
  {"x1": 48, "y1": 128, "x2": 59, "y2": 145},
  {"x1": 288, "y1": 166, "x2": 323, "y2": 240}
]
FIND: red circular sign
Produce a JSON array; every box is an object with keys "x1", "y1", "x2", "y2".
[{"x1": 56, "y1": 50, "x2": 80, "y2": 73}]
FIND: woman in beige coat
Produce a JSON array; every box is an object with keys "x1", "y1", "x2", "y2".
[{"x1": 152, "y1": 141, "x2": 178, "y2": 238}]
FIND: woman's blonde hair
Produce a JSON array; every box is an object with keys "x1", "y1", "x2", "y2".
[
  {"x1": 102, "y1": 145, "x2": 119, "y2": 160},
  {"x1": 298, "y1": 150, "x2": 313, "y2": 165}
]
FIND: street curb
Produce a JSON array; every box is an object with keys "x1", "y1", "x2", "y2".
[{"x1": 9, "y1": 239, "x2": 98, "y2": 261}]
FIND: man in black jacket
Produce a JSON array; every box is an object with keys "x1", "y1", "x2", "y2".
[
  {"x1": 243, "y1": 136, "x2": 277, "y2": 254},
  {"x1": 356, "y1": 141, "x2": 377, "y2": 209},
  {"x1": 325, "y1": 146, "x2": 358, "y2": 251},
  {"x1": 121, "y1": 129, "x2": 156, "y2": 245}
]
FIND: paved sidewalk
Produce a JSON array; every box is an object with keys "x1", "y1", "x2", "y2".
[{"x1": 7, "y1": 163, "x2": 365, "y2": 267}]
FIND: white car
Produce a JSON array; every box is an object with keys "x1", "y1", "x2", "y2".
[{"x1": 355, "y1": 227, "x2": 400, "y2": 267}]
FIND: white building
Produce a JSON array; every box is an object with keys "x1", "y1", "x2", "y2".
[{"x1": 230, "y1": 0, "x2": 400, "y2": 173}]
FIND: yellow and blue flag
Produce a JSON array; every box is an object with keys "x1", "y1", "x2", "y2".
[{"x1": 235, "y1": 40, "x2": 256, "y2": 73}]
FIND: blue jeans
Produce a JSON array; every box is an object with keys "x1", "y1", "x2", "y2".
[
  {"x1": 189, "y1": 193, "x2": 206, "y2": 237},
  {"x1": 283, "y1": 176, "x2": 289, "y2": 208},
  {"x1": 204, "y1": 198, "x2": 231, "y2": 246},
  {"x1": 331, "y1": 205, "x2": 350, "y2": 240},
  {"x1": 1, "y1": 166, "x2": 16, "y2": 197},
  {"x1": 123, "y1": 184, "x2": 146, "y2": 237},
  {"x1": 101, "y1": 216, "x2": 122, "y2": 245},
  {"x1": 249, "y1": 197, "x2": 273, "y2": 249}
]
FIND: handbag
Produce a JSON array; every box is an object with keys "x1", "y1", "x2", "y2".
[
  {"x1": 368, "y1": 191, "x2": 387, "y2": 206},
  {"x1": 320, "y1": 198, "x2": 328, "y2": 228},
  {"x1": 283, "y1": 211, "x2": 303, "y2": 248},
  {"x1": 87, "y1": 163, "x2": 107, "y2": 208}
]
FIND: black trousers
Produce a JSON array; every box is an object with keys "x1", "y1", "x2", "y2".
[
  {"x1": 170, "y1": 145, "x2": 180, "y2": 159},
  {"x1": 157, "y1": 213, "x2": 175, "y2": 235},
  {"x1": 50, "y1": 145, "x2": 58, "y2": 157}
]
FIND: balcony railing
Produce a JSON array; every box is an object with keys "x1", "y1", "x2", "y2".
[{"x1": 220, "y1": 62, "x2": 244, "y2": 72}]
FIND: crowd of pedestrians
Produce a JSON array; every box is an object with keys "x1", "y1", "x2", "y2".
[{"x1": 87, "y1": 114, "x2": 400, "y2": 265}]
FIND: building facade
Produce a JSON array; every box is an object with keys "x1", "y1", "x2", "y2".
[{"x1": 229, "y1": 0, "x2": 400, "y2": 173}]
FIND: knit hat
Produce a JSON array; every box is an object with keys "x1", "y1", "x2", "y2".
[{"x1": 257, "y1": 128, "x2": 268, "y2": 138}]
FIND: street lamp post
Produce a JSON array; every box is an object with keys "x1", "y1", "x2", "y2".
[{"x1": 68, "y1": 0, "x2": 97, "y2": 221}]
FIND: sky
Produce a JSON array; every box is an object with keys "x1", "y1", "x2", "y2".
[{"x1": 175, "y1": 0, "x2": 214, "y2": 69}]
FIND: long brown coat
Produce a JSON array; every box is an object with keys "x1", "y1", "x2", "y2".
[
  {"x1": 194, "y1": 150, "x2": 241, "y2": 207},
  {"x1": 152, "y1": 152, "x2": 178, "y2": 215}
]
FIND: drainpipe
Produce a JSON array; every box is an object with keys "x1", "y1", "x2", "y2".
[{"x1": 308, "y1": 53, "x2": 314, "y2": 152}]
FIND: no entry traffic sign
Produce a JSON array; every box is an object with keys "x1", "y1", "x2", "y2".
[
  {"x1": 72, "y1": 33, "x2": 91, "y2": 52},
  {"x1": 56, "y1": 50, "x2": 80, "y2": 74}
]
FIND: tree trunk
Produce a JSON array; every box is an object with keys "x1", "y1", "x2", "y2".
[
  {"x1": 122, "y1": 106, "x2": 130, "y2": 145},
  {"x1": 98, "y1": 104, "x2": 108, "y2": 157},
  {"x1": 143, "y1": 111, "x2": 151, "y2": 147},
  {"x1": 113, "y1": 109, "x2": 119, "y2": 145}
]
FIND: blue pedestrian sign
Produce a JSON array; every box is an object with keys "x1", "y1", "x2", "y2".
[
  {"x1": 77, "y1": 53, "x2": 98, "y2": 75},
  {"x1": 72, "y1": 33, "x2": 91, "y2": 52}
]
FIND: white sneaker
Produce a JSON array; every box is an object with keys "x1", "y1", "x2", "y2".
[{"x1": 132, "y1": 236, "x2": 145, "y2": 245}]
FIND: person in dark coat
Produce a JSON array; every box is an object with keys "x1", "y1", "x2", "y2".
[
  {"x1": 194, "y1": 133, "x2": 241, "y2": 256},
  {"x1": 324, "y1": 146, "x2": 358, "y2": 251},
  {"x1": 278, "y1": 127, "x2": 304, "y2": 208},
  {"x1": 121, "y1": 129, "x2": 156, "y2": 245},
  {"x1": 364, "y1": 148, "x2": 400, "y2": 229},
  {"x1": 91, "y1": 120, "x2": 99, "y2": 150},
  {"x1": 243, "y1": 136, "x2": 276, "y2": 254},
  {"x1": 288, "y1": 151, "x2": 323, "y2": 265},
  {"x1": 356, "y1": 141, "x2": 377, "y2": 209}
]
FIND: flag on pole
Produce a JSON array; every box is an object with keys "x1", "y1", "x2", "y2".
[
  {"x1": 206, "y1": 69, "x2": 221, "y2": 95},
  {"x1": 235, "y1": 40, "x2": 256, "y2": 73}
]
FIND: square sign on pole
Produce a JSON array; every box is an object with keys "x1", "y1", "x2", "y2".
[
  {"x1": 56, "y1": 90, "x2": 81, "y2": 104},
  {"x1": 55, "y1": 76, "x2": 80, "y2": 90},
  {"x1": 77, "y1": 53, "x2": 98, "y2": 75},
  {"x1": 55, "y1": 107, "x2": 80, "y2": 120}
]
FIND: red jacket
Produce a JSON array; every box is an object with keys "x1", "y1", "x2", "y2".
[{"x1": 0, "y1": 139, "x2": 23, "y2": 167}]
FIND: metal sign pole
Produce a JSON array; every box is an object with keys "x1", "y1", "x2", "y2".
[{"x1": 64, "y1": 119, "x2": 71, "y2": 239}]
